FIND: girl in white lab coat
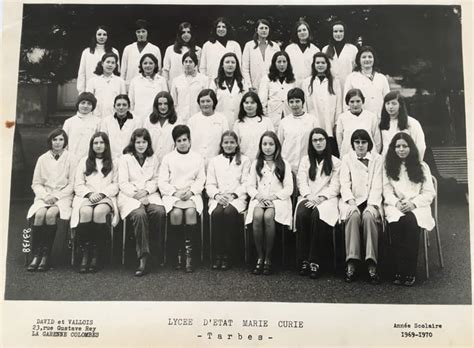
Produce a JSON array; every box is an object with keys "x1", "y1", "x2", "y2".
[
  {"x1": 142, "y1": 91, "x2": 180, "y2": 162},
  {"x1": 199, "y1": 17, "x2": 242, "y2": 79},
  {"x1": 163, "y1": 22, "x2": 202, "y2": 85},
  {"x1": 344, "y1": 45, "x2": 390, "y2": 119},
  {"x1": 118, "y1": 128, "x2": 166, "y2": 276},
  {"x1": 170, "y1": 51, "x2": 209, "y2": 123},
  {"x1": 322, "y1": 21, "x2": 358, "y2": 87},
  {"x1": 26, "y1": 129, "x2": 76, "y2": 272},
  {"x1": 77, "y1": 25, "x2": 120, "y2": 94},
  {"x1": 233, "y1": 91, "x2": 274, "y2": 161},
  {"x1": 258, "y1": 50, "x2": 296, "y2": 131},
  {"x1": 384, "y1": 132, "x2": 435, "y2": 286},
  {"x1": 285, "y1": 19, "x2": 320, "y2": 87},
  {"x1": 100, "y1": 94, "x2": 140, "y2": 159},
  {"x1": 158, "y1": 125, "x2": 206, "y2": 273},
  {"x1": 242, "y1": 19, "x2": 280, "y2": 90},
  {"x1": 206, "y1": 131, "x2": 251, "y2": 270},
  {"x1": 246, "y1": 131, "x2": 293, "y2": 275},
  {"x1": 295, "y1": 128, "x2": 340, "y2": 278},
  {"x1": 211, "y1": 52, "x2": 250, "y2": 127},
  {"x1": 380, "y1": 91, "x2": 426, "y2": 160},
  {"x1": 86, "y1": 52, "x2": 126, "y2": 119},
  {"x1": 71, "y1": 132, "x2": 118, "y2": 273},
  {"x1": 302, "y1": 52, "x2": 342, "y2": 157},
  {"x1": 128, "y1": 53, "x2": 168, "y2": 123}
]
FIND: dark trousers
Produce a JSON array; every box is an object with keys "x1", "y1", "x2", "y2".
[
  {"x1": 389, "y1": 212, "x2": 420, "y2": 276},
  {"x1": 128, "y1": 204, "x2": 166, "y2": 259},
  {"x1": 296, "y1": 202, "x2": 332, "y2": 265},
  {"x1": 211, "y1": 204, "x2": 239, "y2": 258}
]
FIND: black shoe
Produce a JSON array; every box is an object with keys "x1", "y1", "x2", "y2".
[
  {"x1": 88, "y1": 245, "x2": 98, "y2": 273},
  {"x1": 403, "y1": 275, "x2": 416, "y2": 287},
  {"x1": 79, "y1": 246, "x2": 89, "y2": 274},
  {"x1": 175, "y1": 249, "x2": 183, "y2": 270},
  {"x1": 299, "y1": 261, "x2": 310, "y2": 276},
  {"x1": 252, "y1": 259, "x2": 264, "y2": 275},
  {"x1": 37, "y1": 248, "x2": 50, "y2": 272},
  {"x1": 392, "y1": 274, "x2": 403, "y2": 286},
  {"x1": 367, "y1": 264, "x2": 379, "y2": 284},
  {"x1": 220, "y1": 257, "x2": 229, "y2": 271},
  {"x1": 262, "y1": 262, "x2": 272, "y2": 276},
  {"x1": 135, "y1": 256, "x2": 148, "y2": 277},
  {"x1": 212, "y1": 257, "x2": 221, "y2": 270},
  {"x1": 309, "y1": 263, "x2": 320, "y2": 279},
  {"x1": 27, "y1": 255, "x2": 41, "y2": 272},
  {"x1": 185, "y1": 255, "x2": 193, "y2": 273}
]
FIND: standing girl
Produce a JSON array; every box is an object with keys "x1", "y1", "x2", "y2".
[
  {"x1": 295, "y1": 128, "x2": 340, "y2": 278},
  {"x1": 26, "y1": 129, "x2": 76, "y2": 271},
  {"x1": 128, "y1": 53, "x2": 168, "y2": 123},
  {"x1": 383, "y1": 132, "x2": 435, "y2": 286},
  {"x1": 71, "y1": 132, "x2": 119, "y2": 273},
  {"x1": 285, "y1": 20, "x2": 320, "y2": 87},
  {"x1": 302, "y1": 52, "x2": 342, "y2": 156},
  {"x1": 242, "y1": 19, "x2": 280, "y2": 90},
  {"x1": 344, "y1": 45, "x2": 390, "y2": 118},
  {"x1": 233, "y1": 91, "x2": 274, "y2": 161},
  {"x1": 77, "y1": 25, "x2": 120, "y2": 94},
  {"x1": 200, "y1": 17, "x2": 242, "y2": 79},
  {"x1": 118, "y1": 128, "x2": 167, "y2": 276},
  {"x1": 258, "y1": 51, "x2": 296, "y2": 131},
  {"x1": 86, "y1": 52, "x2": 126, "y2": 119},
  {"x1": 158, "y1": 125, "x2": 206, "y2": 273},
  {"x1": 246, "y1": 131, "x2": 293, "y2": 275},
  {"x1": 206, "y1": 131, "x2": 251, "y2": 269}
]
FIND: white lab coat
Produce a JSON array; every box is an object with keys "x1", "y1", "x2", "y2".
[
  {"x1": 381, "y1": 116, "x2": 426, "y2": 159},
  {"x1": 76, "y1": 46, "x2": 120, "y2": 94},
  {"x1": 70, "y1": 157, "x2": 119, "y2": 228},
  {"x1": 142, "y1": 117, "x2": 179, "y2": 163},
  {"x1": 302, "y1": 76, "x2": 343, "y2": 137},
  {"x1": 120, "y1": 42, "x2": 162, "y2": 88},
  {"x1": 210, "y1": 78, "x2": 250, "y2": 127},
  {"x1": 206, "y1": 154, "x2": 251, "y2": 214},
  {"x1": 246, "y1": 159, "x2": 293, "y2": 227},
  {"x1": 170, "y1": 73, "x2": 209, "y2": 123},
  {"x1": 63, "y1": 112, "x2": 101, "y2": 160},
  {"x1": 285, "y1": 43, "x2": 320, "y2": 87},
  {"x1": 162, "y1": 45, "x2": 202, "y2": 84},
  {"x1": 117, "y1": 154, "x2": 163, "y2": 219},
  {"x1": 241, "y1": 40, "x2": 280, "y2": 89},
  {"x1": 258, "y1": 76, "x2": 296, "y2": 130},
  {"x1": 295, "y1": 155, "x2": 341, "y2": 227},
  {"x1": 86, "y1": 74, "x2": 126, "y2": 118},
  {"x1": 383, "y1": 162, "x2": 435, "y2": 230},
  {"x1": 322, "y1": 44, "x2": 358, "y2": 87},
  {"x1": 128, "y1": 74, "x2": 168, "y2": 123},
  {"x1": 233, "y1": 116, "x2": 274, "y2": 161},
  {"x1": 158, "y1": 150, "x2": 206, "y2": 214},
  {"x1": 100, "y1": 114, "x2": 141, "y2": 159},
  {"x1": 27, "y1": 150, "x2": 76, "y2": 220},
  {"x1": 199, "y1": 40, "x2": 242, "y2": 79}
]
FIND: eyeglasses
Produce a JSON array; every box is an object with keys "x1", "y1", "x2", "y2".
[
  {"x1": 354, "y1": 140, "x2": 368, "y2": 145},
  {"x1": 312, "y1": 138, "x2": 326, "y2": 143}
]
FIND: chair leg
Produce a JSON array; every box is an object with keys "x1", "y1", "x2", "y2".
[
  {"x1": 332, "y1": 226, "x2": 337, "y2": 271},
  {"x1": 200, "y1": 214, "x2": 204, "y2": 262},
  {"x1": 434, "y1": 225, "x2": 444, "y2": 268},
  {"x1": 423, "y1": 229, "x2": 429, "y2": 279},
  {"x1": 244, "y1": 224, "x2": 249, "y2": 265},
  {"x1": 110, "y1": 222, "x2": 114, "y2": 265},
  {"x1": 163, "y1": 220, "x2": 168, "y2": 265},
  {"x1": 122, "y1": 218, "x2": 126, "y2": 265},
  {"x1": 281, "y1": 225, "x2": 286, "y2": 268},
  {"x1": 209, "y1": 214, "x2": 213, "y2": 263}
]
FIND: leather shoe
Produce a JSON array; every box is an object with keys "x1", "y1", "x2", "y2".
[
  {"x1": 252, "y1": 259, "x2": 264, "y2": 275},
  {"x1": 135, "y1": 256, "x2": 148, "y2": 277},
  {"x1": 403, "y1": 275, "x2": 416, "y2": 287},
  {"x1": 299, "y1": 261, "x2": 309, "y2": 276},
  {"x1": 27, "y1": 255, "x2": 41, "y2": 272},
  {"x1": 262, "y1": 262, "x2": 272, "y2": 276},
  {"x1": 220, "y1": 259, "x2": 229, "y2": 270},
  {"x1": 309, "y1": 263, "x2": 320, "y2": 279},
  {"x1": 37, "y1": 255, "x2": 49, "y2": 272},
  {"x1": 392, "y1": 274, "x2": 403, "y2": 286},
  {"x1": 344, "y1": 262, "x2": 356, "y2": 282},
  {"x1": 212, "y1": 258, "x2": 221, "y2": 270}
]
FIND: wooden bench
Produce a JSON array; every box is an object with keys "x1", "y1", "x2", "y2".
[{"x1": 431, "y1": 146, "x2": 468, "y2": 185}]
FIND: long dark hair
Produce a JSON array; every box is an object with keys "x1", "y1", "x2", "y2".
[
  {"x1": 85, "y1": 132, "x2": 113, "y2": 177},
  {"x1": 237, "y1": 91, "x2": 264, "y2": 122},
  {"x1": 290, "y1": 19, "x2": 313, "y2": 45},
  {"x1": 219, "y1": 130, "x2": 242, "y2": 165},
  {"x1": 252, "y1": 19, "x2": 275, "y2": 49},
  {"x1": 122, "y1": 128, "x2": 154, "y2": 157},
  {"x1": 325, "y1": 21, "x2": 348, "y2": 60},
  {"x1": 149, "y1": 91, "x2": 178, "y2": 125},
  {"x1": 215, "y1": 52, "x2": 244, "y2": 93},
  {"x1": 354, "y1": 45, "x2": 380, "y2": 73},
  {"x1": 256, "y1": 131, "x2": 286, "y2": 183},
  {"x1": 308, "y1": 52, "x2": 335, "y2": 95},
  {"x1": 173, "y1": 22, "x2": 197, "y2": 54},
  {"x1": 88, "y1": 25, "x2": 114, "y2": 54},
  {"x1": 93, "y1": 52, "x2": 120, "y2": 76},
  {"x1": 209, "y1": 17, "x2": 234, "y2": 43},
  {"x1": 267, "y1": 51, "x2": 295, "y2": 83},
  {"x1": 379, "y1": 91, "x2": 409, "y2": 131},
  {"x1": 308, "y1": 128, "x2": 333, "y2": 180},
  {"x1": 385, "y1": 132, "x2": 424, "y2": 183}
]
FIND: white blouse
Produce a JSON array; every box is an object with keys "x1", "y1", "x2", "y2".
[
  {"x1": 63, "y1": 112, "x2": 101, "y2": 160},
  {"x1": 142, "y1": 117, "x2": 179, "y2": 163},
  {"x1": 285, "y1": 43, "x2": 320, "y2": 86},
  {"x1": 170, "y1": 73, "x2": 209, "y2": 123},
  {"x1": 241, "y1": 40, "x2": 280, "y2": 89},
  {"x1": 120, "y1": 42, "x2": 162, "y2": 88},
  {"x1": 381, "y1": 116, "x2": 426, "y2": 159},
  {"x1": 100, "y1": 115, "x2": 141, "y2": 159},
  {"x1": 86, "y1": 74, "x2": 126, "y2": 118},
  {"x1": 233, "y1": 116, "x2": 274, "y2": 161},
  {"x1": 258, "y1": 76, "x2": 296, "y2": 130},
  {"x1": 322, "y1": 43, "x2": 358, "y2": 87},
  {"x1": 162, "y1": 44, "x2": 202, "y2": 84},
  {"x1": 199, "y1": 40, "x2": 242, "y2": 79},
  {"x1": 210, "y1": 78, "x2": 250, "y2": 127},
  {"x1": 128, "y1": 74, "x2": 168, "y2": 123}
]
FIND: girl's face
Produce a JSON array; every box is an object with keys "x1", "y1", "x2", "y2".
[
  {"x1": 360, "y1": 51, "x2": 374, "y2": 70},
  {"x1": 256, "y1": 23, "x2": 270, "y2": 39},
  {"x1": 353, "y1": 138, "x2": 369, "y2": 158},
  {"x1": 96, "y1": 29, "x2": 108, "y2": 45},
  {"x1": 223, "y1": 56, "x2": 237, "y2": 75},
  {"x1": 78, "y1": 100, "x2": 93, "y2": 114},
  {"x1": 216, "y1": 22, "x2": 227, "y2": 37},
  {"x1": 288, "y1": 98, "x2": 304, "y2": 115},
  {"x1": 51, "y1": 134, "x2": 65, "y2": 152},
  {"x1": 311, "y1": 133, "x2": 327, "y2": 154},
  {"x1": 332, "y1": 24, "x2": 345, "y2": 42},
  {"x1": 395, "y1": 139, "x2": 410, "y2": 159},
  {"x1": 114, "y1": 98, "x2": 130, "y2": 117},
  {"x1": 157, "y1": 97, "x2": 169, "y2": 115},
  {"x1": 183, "y1": 56, "x2": 196, "y2": 74},
  {"x1": 314, "y1": 57, "x2": 328, "y2": 74},
  {"x1": 348, "y1": 95, "x2": 363, "y2": 113},
  {"x1": 141, "y1": 57, "x2": 156, "y2": 76},
  {"x1": 275, "y1": 55, "x2": 288, "y2": 73},
  {"x1": 243, "y1": 96, "x2": 258, "y2": 116},
  {"x1": 297, "y1": 24, "x2": 310, "y2": 42},
  {"x1": 181, "y1": 27, "x2": 192, "y2": 43},
  {"x1": 135, "y1": 28, "x2": 148, "y2": 42},
  {"x1": 102, "y1": 57, "x2": 117, "y2": 75},
  {"x1": 385, "y1": 98, "x2": 400, "y2": 118},
  {"x1": 221, "y1": 135, "x2": 238, "y2": 154},
  {"x1": 92, "y1": 136, "x2": 106, "y2": 156},
  {"x1": 175, "y1": 133, "x2": 191, "y2": 152},
  {"x1": 199, "y1": 95, "x2": 215, "y2": 115},
  {"x1": 134, "y1": 136, "x2": 148, "y2": 155},
  {"x1": 261, "y1": 136, "x2": 276, "y2": 157}
]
